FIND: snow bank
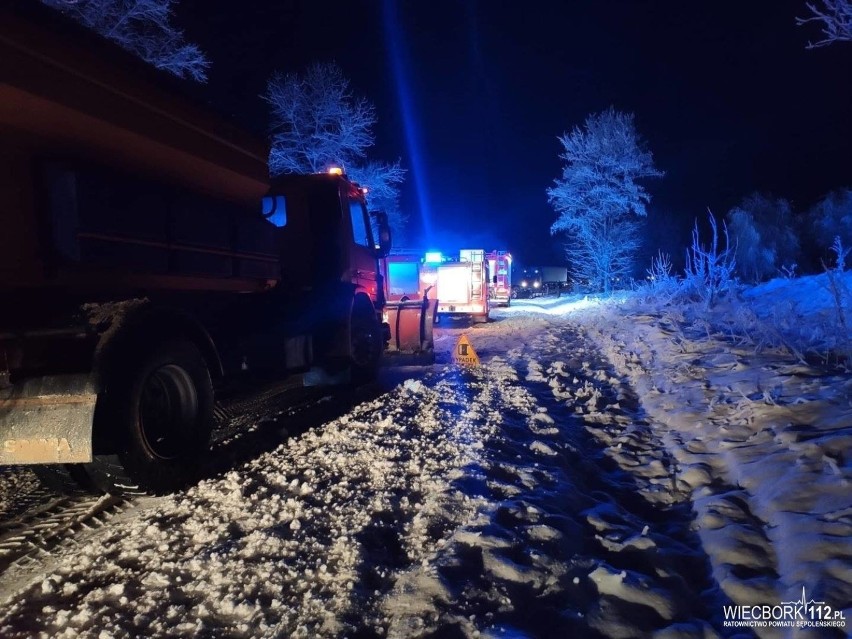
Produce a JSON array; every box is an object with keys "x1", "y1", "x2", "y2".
[{"x1": 575, "y1": 278, "x2": 852, "y2": 638}]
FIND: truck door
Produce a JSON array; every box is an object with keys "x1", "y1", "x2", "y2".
[{"x1": 347, "y1": 196, "x2": 379, "y2": 302}]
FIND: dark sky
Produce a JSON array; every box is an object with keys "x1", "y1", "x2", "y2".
[{"x1": 178, "y1": 0, "x2": 851, "y2": 267}]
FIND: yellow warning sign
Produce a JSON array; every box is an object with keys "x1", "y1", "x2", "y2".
[{"x1": 453, "y1": 334, "x2": 480, "y2": 368}]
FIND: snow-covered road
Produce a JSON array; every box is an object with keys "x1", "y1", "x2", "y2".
[{"x1": 0, "y1": 298, "x2": 848, "y2": 639}]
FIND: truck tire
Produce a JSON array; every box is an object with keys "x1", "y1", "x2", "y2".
[
  {"x1": 89, "y1": 340, "x2": 214, "y2": 495},
  {"x1": 350, "y1": 299, "x2": 382, "y2": 384}
]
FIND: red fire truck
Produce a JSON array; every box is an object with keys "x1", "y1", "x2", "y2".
[
  {"x1": 486, "y1": 250, "x2": 512, "y2": 307},
  {"x1": 434, "y1": 249, "x2": 490, "y2": 323}
]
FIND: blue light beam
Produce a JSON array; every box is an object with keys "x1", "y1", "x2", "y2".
[{"x1": 381, "y1": 0, "x2": 433, "y2": 242}]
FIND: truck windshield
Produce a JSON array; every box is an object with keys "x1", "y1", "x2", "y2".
[{"x1": 349, "y1": 199, "x2": 373, "y2": 248}]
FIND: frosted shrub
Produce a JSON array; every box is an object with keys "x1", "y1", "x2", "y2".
[
  {"x1": 779, "y1": 264, "x2": 798, "y2": 279},
  {"x1": 679, "y1": 213, "x2": 737, "y2": 309},
  {"x1": 638, "y1": 251, "x2": 679, "y2": 303},
  {"x1": 823, "y1": 237, "x2": 851, "y2": 363}
]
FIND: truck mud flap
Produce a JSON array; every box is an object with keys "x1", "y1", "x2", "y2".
[
  {"x1": 383, "y1": 298, "x2": 436, "y2": 364},
  {"x1": 0, "y1": 374, "x2": 95, "y2": 464}
]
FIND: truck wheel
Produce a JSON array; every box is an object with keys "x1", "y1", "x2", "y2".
[
  {"x1": 350, "y1": 301, "x2": 382, "y2": 384},
  {"x1": 90, "y1": 341, "x2": 214, "y2": 495}
]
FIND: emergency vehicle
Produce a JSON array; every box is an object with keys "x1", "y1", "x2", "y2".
[
  {"x1": 434, "y1": 250, "x2": 490, "y2": 323},
  {"x1": 486, "y1": 250, "x2": 512, "y2": 307}
]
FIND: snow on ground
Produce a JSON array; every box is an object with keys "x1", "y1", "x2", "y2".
[
  {"x1": 0, "y1": 275, "x2": 848, "y2": 638},
  {"x1": 0, "y1": 313, "x2": 729, "y2": 639},
  {"x1": 563, "y1": 274, "x2": 852, "y2": 638}
]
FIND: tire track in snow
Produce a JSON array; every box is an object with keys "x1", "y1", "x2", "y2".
[
  {"x1": 582, "y1": 309, "x2": 852, "y2": 638},
  {"x1": 382, "y1": 321, "x2": 735, "y2": 638}
]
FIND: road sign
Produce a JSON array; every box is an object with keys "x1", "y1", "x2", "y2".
[{"x1": 453, "y1": 334, "x2": 480, "y2": 368}]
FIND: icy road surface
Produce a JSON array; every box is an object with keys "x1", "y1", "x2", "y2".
[{"x1": 0, "y1": 296, "x2": 849, "y2": 639}]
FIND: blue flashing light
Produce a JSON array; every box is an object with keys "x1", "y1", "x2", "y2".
[{"x1": 424, "y1": 251, "x2": 443, "y2": 264}]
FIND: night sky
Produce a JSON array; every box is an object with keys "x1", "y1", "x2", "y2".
[{"x1": 178, "y1": 0, "x2": 851, "y2": 267}]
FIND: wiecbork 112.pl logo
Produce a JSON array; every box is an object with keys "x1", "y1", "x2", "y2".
[{"x1": 723, "y1": 587, "x2": 847, "y2": 630}]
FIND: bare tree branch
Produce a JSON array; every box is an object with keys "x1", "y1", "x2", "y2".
[
  {"x1": 264, "y1": 62, "x2": 377, "y2": 175},
  {"x1": 348, "y1": 160, "x2": 409, "y2": 240},
  {"x1": 41, "y1": 0, "x2": 209, "y2": 81},
  {"x1": 797, "y1": 0, "x2": 852, "y2": 47}
]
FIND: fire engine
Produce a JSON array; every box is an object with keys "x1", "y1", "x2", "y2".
[
  {"x1": 486, "y1": 250, "x2": 512, "y2": 307},
  {"x1": 433, "y1": 250, "x2": 490, "y2": 323}
]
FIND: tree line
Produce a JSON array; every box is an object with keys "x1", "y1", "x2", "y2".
[
  {"x1": 41, "y1": 0, "x2": 851, "y2": 271},
  {"x1": 546, "y1": 1, "x2": 850, "y2": 292}
]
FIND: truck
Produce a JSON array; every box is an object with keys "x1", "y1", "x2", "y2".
[
  {"x1": 512, "y1": 265, "x2": 569, "y2": 298},
  {"x1": 434, "y1": 250, "x2": 490, "y2": 323},
  {"x1": 486, "y1": 250, "x2": 512, "y2": 307},
  {"x1": 0, "y1": 3, "x2": 431, "y2": 494}
]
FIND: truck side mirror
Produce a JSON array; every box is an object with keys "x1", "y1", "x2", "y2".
[{"x1": 371, "y1": 210, "x2": 392, "y2": 258}]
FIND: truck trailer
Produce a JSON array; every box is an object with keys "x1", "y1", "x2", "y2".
[{"x1": 0, "y1": 3, "x2": 430, "y2": 494}]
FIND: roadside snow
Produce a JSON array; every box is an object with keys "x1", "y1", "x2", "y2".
[{"x1": 567, "y1": 276, "x2": 852, "y2": 638}]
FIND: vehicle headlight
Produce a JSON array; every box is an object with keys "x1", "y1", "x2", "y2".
[
  {"x1": 533, "y1": 281, "x2": 541, "y2": 288},
  {"x1": 521, "y1": 280, "x2": 528, "y2": 287}
]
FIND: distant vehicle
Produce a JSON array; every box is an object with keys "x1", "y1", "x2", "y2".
[
  {"x1": 512, "y1": 266, "x2": 569, "y2": 298},
  {"x1": 486, "y1": 250, "x2": 512, "y2": 307},
  {"x1": 0, "y1": 3, "x2": 432, "y2": 495},
  {"x1": 433, "y1": 250, "x2": 490, "y2": 323}
]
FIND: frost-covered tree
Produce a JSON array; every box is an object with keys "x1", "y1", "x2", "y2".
[
  {"x1": 547, "y1": 107, "x2": 663, "y2": 293},
  {"x1": 265, "y1": 62, "x2": 377, "y2": 175},
  {"x1": 807, "y1": 188, "x2": 852, "y2": 251},
  {"x1": 726, "y1": 193, "x2": 799, "y2": 283},
  {"x1": 41, "y1": 0, "x2": 209, "y2": 81},
  {"x1": 265, "y1": 62, "x2": 408, "y2": 237},
  {"x1": 797, "y1": 0, "x2": 852, "y2": 47},
  {"x1": 347, "y1": 161, "x2": 408, "y2": 240}
]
